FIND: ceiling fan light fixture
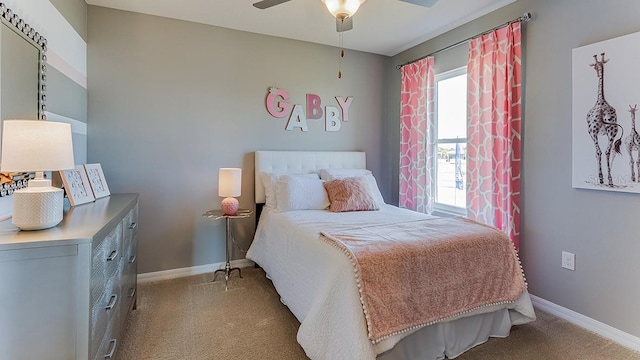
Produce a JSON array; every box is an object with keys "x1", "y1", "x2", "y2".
[{"x1": 322, "y1": 0, "x2": 365, "y2": 20}]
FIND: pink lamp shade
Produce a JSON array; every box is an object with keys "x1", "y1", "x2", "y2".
[{"x1": 218, "y1": 168, "x2": 241, "y2": 215}]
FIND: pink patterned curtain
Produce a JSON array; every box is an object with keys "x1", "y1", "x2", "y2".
[
  {"x1": 399, "y1": 57, "x2": 435, "y2": 213},
  {"x1": 466, "y1": 22, "x2": 522, "y2": 248}
]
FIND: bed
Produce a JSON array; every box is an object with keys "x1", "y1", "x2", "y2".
[{"x1": 246, "y1": 151, "x2": 535, "y2": 360}]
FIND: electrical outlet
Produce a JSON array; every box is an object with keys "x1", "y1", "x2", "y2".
[{"x1": 562, "y1": 251, "x2": 575, "y2": 271}]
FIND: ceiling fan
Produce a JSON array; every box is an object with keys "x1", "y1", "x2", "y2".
[{"x1": 252, "y1": 0, "x2": 439, "y2": 32}]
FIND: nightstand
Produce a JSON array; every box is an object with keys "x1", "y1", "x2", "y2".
[{"x1": 203, "y1": 209, "x2": 252, "y2": 290}]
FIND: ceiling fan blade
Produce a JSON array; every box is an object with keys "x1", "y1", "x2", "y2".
[
  {"x1": 252, "y1": 0, "x2": 291, "y2": 9},
  {"x1": 398, "y1": 0, "x2": 438, "y2": 7},
  {"x1": 336, "y1": 16, "x2": 353, "y2": 32}
]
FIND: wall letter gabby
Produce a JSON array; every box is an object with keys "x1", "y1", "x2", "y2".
[{"x1": 265, "y1": 87, "x2": 353, "y2": 132}]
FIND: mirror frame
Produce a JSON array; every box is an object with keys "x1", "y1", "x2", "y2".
[{"x1": 0, "y1": 2, "x2": 47, "y2": 120}]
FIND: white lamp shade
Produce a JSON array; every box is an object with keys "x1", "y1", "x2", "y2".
[
  {"x1": 322, "y1": 0, "x2": 366, "y2": 18},
  {"x1": 218, "y1": 168, "x2": 242, "y2": 198},
  {"x1": 1, "y1": 120, "x2": 75, "y2": 172}
]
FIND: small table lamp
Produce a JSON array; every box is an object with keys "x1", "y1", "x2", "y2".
[
  {"x1": 0, "y1": 120, "x2": 75, "y2": 230},
  {"x1": 218, "y1": 168, "x2": 241, "y2": 215}
]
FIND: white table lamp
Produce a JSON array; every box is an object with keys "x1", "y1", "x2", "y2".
[
  {"x1": 218, "y1": 168, "x2": 241, "y2": 215},
  {"x1": 1, "y1": 120, "x2": 75, "y2": 230}
]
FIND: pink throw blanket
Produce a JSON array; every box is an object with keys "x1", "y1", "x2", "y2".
[{"x1": 320, "y1": 217, "x2": 526, "y2": 344}]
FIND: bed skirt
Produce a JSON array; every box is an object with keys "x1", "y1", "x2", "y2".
[{"x1": 378, "y1": 300, "x2": 531, "y2": 359}]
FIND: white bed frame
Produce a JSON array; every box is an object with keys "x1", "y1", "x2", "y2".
[
  {"x1": 251, "y1": 150, "x2": 534, "y2": 360},
  {"x1": 254, "y1": 150, "x2": 366, "y2": 204}
]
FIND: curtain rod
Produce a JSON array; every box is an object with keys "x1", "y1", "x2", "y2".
[{"x1": 395, "y1": 12, "x2": 532, "y2": 70}]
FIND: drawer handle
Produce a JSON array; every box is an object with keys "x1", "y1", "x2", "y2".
[
  {"x1": 128, "y1": 287, "x2": 136, "y2": 298},
  {"x1": 106, "y1": 250, "x2": 118, "y2": 261},
  {"x1": 129, "y1": 222, "x2": 137, "y2": 230},
  {"x1": 105, "y1": 294, "x2": 118, "y2": 310},
  {"x1": 128, "y1": 254, "x2": 136, "y2": 264},
  {"x1": 104, "y1": 339, "x2": 117, "y2": 358}
]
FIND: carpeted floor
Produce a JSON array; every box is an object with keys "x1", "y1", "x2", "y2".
[{"x1": 117, "y1": 267, "x2": 640, "y2": 360}]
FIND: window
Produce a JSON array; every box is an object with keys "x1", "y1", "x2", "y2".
[{"x1": 434, "y1": 67, "x2": 467, "y2": 214}]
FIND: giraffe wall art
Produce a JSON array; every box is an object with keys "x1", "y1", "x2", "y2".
[{"x1": 572, "y1": 30, "x2": 640, "y2": 194}]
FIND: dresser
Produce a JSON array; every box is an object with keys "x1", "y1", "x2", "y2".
[{"x1": 0, "y1": 193, "x2": 139, "y2": 360}]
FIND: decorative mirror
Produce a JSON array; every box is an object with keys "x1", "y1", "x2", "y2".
[{"x1": 0, "y1": 2, "x2": 47, "y2": 197}]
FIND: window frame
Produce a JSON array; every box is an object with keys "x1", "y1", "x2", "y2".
[{"x1": 433, "y1": 66, "x2": 467, "y2": 216}]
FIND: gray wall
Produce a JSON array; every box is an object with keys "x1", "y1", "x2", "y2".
[
  {"x1": 46, "y1": 0, "x2": 88, "y2": 164},
  {"x1": 87, "y1": 6, "x2": 389, "y2": 274},
  {"x1": 50, "y1": 0, "x2": 87, "y2": 41},
  {"x1": 387, "y1": 0, "x2": 640, "y2": 338}
]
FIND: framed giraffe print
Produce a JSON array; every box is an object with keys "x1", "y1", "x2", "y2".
[{"x1": 572, "y1": 30, "x2": 640, "y2": 193}]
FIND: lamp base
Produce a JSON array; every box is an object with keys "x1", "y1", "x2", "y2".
[
  {"x1": 12, "y1": 186, "x2": 64, "y2": 230},
  {"x1": 221, "y1": 197, "x2": 239, "y2": 216}
]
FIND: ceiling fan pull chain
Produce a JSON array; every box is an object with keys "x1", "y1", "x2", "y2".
[{"x1": 338, "y1": 31, "x2": 344, "y2": 79}]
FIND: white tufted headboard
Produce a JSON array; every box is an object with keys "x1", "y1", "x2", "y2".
[{"x1": 254, "y1": 151, "x2": 366, "y2": 204}]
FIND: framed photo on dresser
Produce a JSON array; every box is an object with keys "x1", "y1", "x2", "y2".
[
  {"x1": 59, "y1": 165, "x2": 95, "y2": 206},
  {"x1": 84, "y1": 163, "x2": 111, "y2": 199}
]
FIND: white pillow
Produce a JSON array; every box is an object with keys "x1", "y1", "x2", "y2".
[
  {"x1": 318, "y1": 169, "x2": 385, "y2": 205},
  {"x1": 259, "y1": 172, "x2": 278, "y2": 208},
  {"x1": 275, "y1": 175, "x2": 330, "y2": 212},
  {"x1": 259, "y1": 172, "x2": 318, "y2": 209}
]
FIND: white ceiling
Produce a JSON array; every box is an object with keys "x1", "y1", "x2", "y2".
[{"x1": 85, "y1": 0, "x2": 517, "y2": 56}]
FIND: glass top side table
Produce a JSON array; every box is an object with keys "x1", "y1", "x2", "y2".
[{"x1": 203, "y1": 209, "x2": 252, "y2": 290}]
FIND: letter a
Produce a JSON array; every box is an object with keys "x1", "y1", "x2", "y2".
[{"x1": 286, "y1": 104, "x2": 309, "y2": 131}]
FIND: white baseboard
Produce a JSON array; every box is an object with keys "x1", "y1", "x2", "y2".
[
  {"x1": 530, "y1": 294, "x2": 640, "y2": 352},
  {"x1": 137, "y1": 259, "x2": 254, "y2": 283}
]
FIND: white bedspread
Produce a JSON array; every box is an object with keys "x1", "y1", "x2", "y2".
[{"x1": 246, "y1": 205, "x2": 535, "y2": 360}]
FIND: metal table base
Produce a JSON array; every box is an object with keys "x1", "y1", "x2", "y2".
[{"x1": 203, "y1": 209, "x2": 251, "y2": 291}]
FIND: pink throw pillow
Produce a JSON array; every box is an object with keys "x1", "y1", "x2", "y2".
[{"x1": 323, "y1": 177, "x2": 380, "y2": 212}]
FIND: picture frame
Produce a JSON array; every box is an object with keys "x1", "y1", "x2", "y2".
[
  {"x1": 572, "y1": 30, "x2": 640, "y2": 193},
  {"x1": 59, "y1": 165, "x2": 95, "y2": 206},
  {"x1": 84, "y1": 163, "x2": 111, "y2": 199}
]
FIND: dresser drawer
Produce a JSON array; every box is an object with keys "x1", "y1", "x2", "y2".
[
  {"x1": 91, "y1": 222, "x2": 123, "y2": 304},
  {"x1": 90, "y1": 277, "x2": 121, "y2": 360},
  {"x1": 120, "y1": 236, "x2": 138, "y2": 325},
  {"x1": 122, "y1": 229, "x2": 137, "y2": 272},
  {"x1": 94, "y1": 321, "x2": 119, "y2": 360},
  {"x1": 122, "y1": 206, "x2": 138, "y2": 252}
]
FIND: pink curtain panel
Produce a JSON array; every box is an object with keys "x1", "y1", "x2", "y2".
[
  {"x1": 399, "y1": 56, "x2": 435, "y2": 214},
  {"x1": 467, "y1": 22, "x2": 522, "y2": 249}
]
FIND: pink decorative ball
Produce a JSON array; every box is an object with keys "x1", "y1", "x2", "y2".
[{"x1": 221, "y1": 197, "x2": 239, "y2": 215}]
